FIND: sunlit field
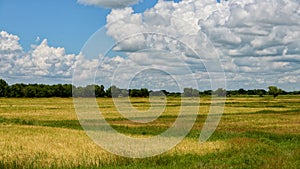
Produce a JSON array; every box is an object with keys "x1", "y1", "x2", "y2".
[{"x1": 0, "y1": 96, "x2": 299, "y2": 168}]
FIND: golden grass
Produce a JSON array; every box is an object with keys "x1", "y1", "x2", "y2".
[
  {"x1": 0, "y1": 124, "x2": 115, "y2": 168},
  {"x1": 0, "y1": 96, "x2": 299, "y2": 168},
  {"x1": 0, "y1": 98, "x2": 76, "y2": 121},
  {"x1": 168, "y1": 139, "x2": 228, "y2": 156}
]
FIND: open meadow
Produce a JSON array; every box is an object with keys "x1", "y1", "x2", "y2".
[{"x1": 0, "y1": 96, "x2": 299, "y2": 168}]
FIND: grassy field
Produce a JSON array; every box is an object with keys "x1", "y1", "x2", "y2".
[{"x1": 0, "y1": 96, "x2": 299, "y2": 168}]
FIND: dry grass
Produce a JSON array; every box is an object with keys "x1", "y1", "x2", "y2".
[
  {"x1": 0, "y1": 124, "x2": 116, "y2": 168},
  {"x1": 0, "y1": 96, "x2": 299, "y2": 168}
]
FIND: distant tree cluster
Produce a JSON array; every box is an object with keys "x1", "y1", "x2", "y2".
[
  {"x1": 0, "y1": 79, "x2": 299, "y2": 98},
  {"x1": 0, "y1": 80, "x2": 74, "y2": 98},
  {"x1": 226, "y1": 88, "x2": 268, "y2": 97},
  {"x1": 73, "y1": 85, "x2": 150, "y2": 98},
  {"x1": 0, "y1": 79, "x2": 149, "y2": 98},
  {"x1": 225, "y1": 87, "x2": 291, "y2": 98}
]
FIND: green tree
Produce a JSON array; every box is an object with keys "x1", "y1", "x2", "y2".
[
  {"x1": 203, "y1": 90, "x2": 212, "y2": 96},
  {"x1": 0, "y1": 79, "x2": 9, "y2": 97},
  {"x1": 9, "y1": 83, "x2": 26, "y2": 97},
  {"x1": 139, "y1": 88, "x2": 149, "y2": 97},
  {"x1": 183, "y1": 88, "x2": 192, "y2": 97},
  {"x1": 238, "y1": 88, "x2": 246, "y2": 95},
  {"x1": 268, "y1": 86, "x2": 282, "y2": 98},
  {"x1": 24, "y1": 85, "x2": 37, "y2": 97},
  {"x1": 106, "y1": 85, "x2": 121, "y2": 98},
  {"x1": 83, "y1": 85, "x2": 96, "y2": 97},
  {"x1": 182, "y1": 88, "x2": 199, "y2": 97},
  {"x1": 72, "y1": 86, "x2": 84, "y2": 97},
  {"x1": 95, "y1": 85, "x2": 105, "y2": 97},
  {"x1": 105, "y1": 87, "x2": 112, "y2": 98},
  {"x1": 258, "y1": 90, "x2": 264, "y2": 97},
  {"x1": 192, "y1": 89, "x2": 200, "y2": 97},
  {"x1": 214, "y1": 88, "x2": 226, "y2": 97},
  {"x1": 129, "y1": 89, "x2": 139, "y2": 97},
  {"x1": 62, "y1": 84, "x2": 73, "y2": 97},
  {"x1": 52, "y1": 84, "x2": 64, "y2": 97}
]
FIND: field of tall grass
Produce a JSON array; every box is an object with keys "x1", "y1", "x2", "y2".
[{"x1": 0, "y1": 96, "x2": 299, "y2": 168}]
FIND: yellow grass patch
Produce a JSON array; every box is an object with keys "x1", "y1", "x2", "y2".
[
  {"x1": 0, "y1": 124, "x2": 115, "y2": 168},
  {"x1": 169, "y1": 139, "x2": 228, "y2": 156}
]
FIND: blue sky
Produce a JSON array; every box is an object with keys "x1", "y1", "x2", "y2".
[
  {"x1": 1, "y1": 0, "x2": 108, "y2": 54},
  {"x1": 0, "y1": 0, "x2": 299, "y2": 91},
  {"x1": 0, "y1": 0, "x2": 162, "y2": 54}
]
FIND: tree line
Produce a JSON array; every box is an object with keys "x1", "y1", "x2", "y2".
[
  {"x1": 0, "y1": 79, "x2": 151, "y2": 98},
  {"x1": 0, "y1": 79, "x2": 299, "y2": 98}
]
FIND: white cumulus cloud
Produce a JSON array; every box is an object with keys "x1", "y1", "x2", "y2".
[
  {"x1": 102, "y1": 0, "x2": 300, "y2": 90},
  {"x1": 0, "y1": 31, "x2": 23, "y2": 74},
  {"x1": 0, "y1": 31, "x2": 99, "y2": 84},
  {"x1": 16, "y1": 39, "x2": 78, "y2": 77}
]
